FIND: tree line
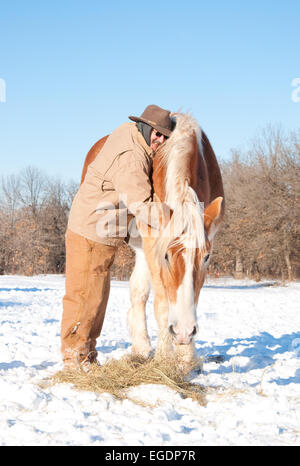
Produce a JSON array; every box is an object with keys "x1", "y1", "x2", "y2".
[
  {"x1": 0, "y1": 126, "x2": 299, "y2": 281},
  {"x1": 211, "y1": 126, "x2": 300, "y2": 281}
]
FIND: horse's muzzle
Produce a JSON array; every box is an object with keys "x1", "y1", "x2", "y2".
[{"x1": 168, "y1": 323, "x2": 197, "y2": 345}]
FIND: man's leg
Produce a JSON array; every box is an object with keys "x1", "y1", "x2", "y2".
[{"x1": 61, "y1": 229, "x2": 116, "y2": 367}]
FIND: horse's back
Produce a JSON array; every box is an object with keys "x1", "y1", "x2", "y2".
[
  {"x1": 201, "y1": 131, "x2": 224, "y2": 203},
  {"x1": 80, "y1": 135, "x2": 109, "y2": 184},
  {"x1": 196, "y1": 130, "x2": 225, "y2": 228}
]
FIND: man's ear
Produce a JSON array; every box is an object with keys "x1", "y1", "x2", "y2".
[{"x1": 204, "y1": 197, "x2": 223, "y2": 241}]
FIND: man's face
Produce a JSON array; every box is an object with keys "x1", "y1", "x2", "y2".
[{"x1": 150, "y1": 129, "x2": 167, "y2": 152}]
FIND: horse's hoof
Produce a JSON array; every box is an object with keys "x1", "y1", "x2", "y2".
[{"x1": 131, "y1": 346, "x2": 153, "y2": 360}]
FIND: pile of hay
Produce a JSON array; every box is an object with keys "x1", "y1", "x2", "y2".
[{"x1": 52, "y1": 354, "x2": 206, "y2": 406}]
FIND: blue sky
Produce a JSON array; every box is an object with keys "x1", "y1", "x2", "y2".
[{"x1": 0, "y1": 0, "x2": 299, "y2": 182}]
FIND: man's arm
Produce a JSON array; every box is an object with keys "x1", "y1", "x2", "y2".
[{"x1": 112, "y1": 155, "x2": 164, "y2": 229}]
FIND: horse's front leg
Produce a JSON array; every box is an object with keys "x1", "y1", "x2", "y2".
[
  {"x1": 153, "y1": 287, "x2": 173, "y2": 359},
  {"x1": 127, "y1": 248, "x2": 152, "y2": 358},
  {"x1": 141, "y1": 237, "x2": 173, "y2": 359}
]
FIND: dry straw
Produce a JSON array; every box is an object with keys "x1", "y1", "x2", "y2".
[{"x1": 52, "y1": 354, "x2": 206, "y2": 406}]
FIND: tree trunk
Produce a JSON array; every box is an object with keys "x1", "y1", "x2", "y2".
[
  {"x1": 284, "y1": 251, "x2": 293, "y2": 281},
  {"x1": 234, "y1": 250, "x2": 244, "y2": 279}
]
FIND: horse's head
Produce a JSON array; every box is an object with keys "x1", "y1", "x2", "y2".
[{"x1": 156, "y1": 196, "x2": 223, "y2": 345}]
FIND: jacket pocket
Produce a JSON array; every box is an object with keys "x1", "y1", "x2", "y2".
[{"x1": 101, "y1": 179, "x2": 114, "y2": 192}]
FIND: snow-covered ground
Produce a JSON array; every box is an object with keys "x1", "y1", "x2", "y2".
[{"x1": 0, "y1": 274, "x2": 299, "y2": 446}]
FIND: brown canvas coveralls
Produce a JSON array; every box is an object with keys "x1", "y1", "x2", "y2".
[{"x1": 61, "y1": 123, "x2": 154, "y2": 365}]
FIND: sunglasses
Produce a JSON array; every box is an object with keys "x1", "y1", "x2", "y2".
[{"x1": 154, "y1": 130, "x2": 168, "y2": 139}]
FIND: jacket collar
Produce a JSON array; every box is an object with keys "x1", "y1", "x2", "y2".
[{"x1": 131, "y1": 123, "x2": 154, "y2": 157}]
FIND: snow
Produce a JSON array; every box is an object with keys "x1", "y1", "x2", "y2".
[{"x1": 0, "y1": 274, "x2": 300, "y2": 446}]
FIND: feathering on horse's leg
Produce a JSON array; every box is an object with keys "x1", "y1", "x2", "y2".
[
  {"x1": 173, "y1": 341, "x2": 201, "y2": 374},
  {"x1": 153, "y1": 291, "x2": 173, "y2": 360},
  {"x1": 127, "y1": 248, "x2": 152, "y2": 358}
]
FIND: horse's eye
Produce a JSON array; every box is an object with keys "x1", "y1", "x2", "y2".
[
  {"x1": 165, "y1": 253, "x2": 169, "y2": 262},
  {"x1": 204, "y1": 253, "x2": 210, "y2": 264}
]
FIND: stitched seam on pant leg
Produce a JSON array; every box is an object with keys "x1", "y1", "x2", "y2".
[{"x1": 70, "y1": 241, "x2": 93, "y2": 335}]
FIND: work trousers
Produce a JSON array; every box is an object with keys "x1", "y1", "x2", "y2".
[{"x1": 61, "y1": 229, "x2": 117, "y2": 365}]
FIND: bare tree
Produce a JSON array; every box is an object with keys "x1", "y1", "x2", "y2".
[{"x1": 17, "y1": 166, "x2": 46, "y2": 218}]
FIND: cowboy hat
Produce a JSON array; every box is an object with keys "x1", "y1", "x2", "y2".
[{"x1": 129, "y1": 104, "x2": 173, "y2": 137}]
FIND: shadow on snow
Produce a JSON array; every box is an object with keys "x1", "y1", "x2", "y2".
[
  {"x1": 0, "y1": 287, "x2": 53, "y2": 292},
  {"x1": 203, "y1": 281, "x2": 277, "y2": 290},
  {"x1": 197, "y1": 331, "x2": 300, "y2": 386}
]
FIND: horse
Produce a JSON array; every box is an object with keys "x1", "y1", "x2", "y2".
[{"x1": 81, "y1": 112, "x2": 225, "y2": 369}]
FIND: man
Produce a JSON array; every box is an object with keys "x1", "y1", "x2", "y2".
[{"x1": 61, "y1": 104, "x2": 174, "y2": 369}]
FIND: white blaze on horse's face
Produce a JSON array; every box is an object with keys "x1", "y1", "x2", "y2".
[
  {"x1": 161, "y1": 240, "x2": 210, "y2": 346},
  {"x1": 168, "y1": 248, "x2": 197, "y2": 345},
  {"x1": 159, "y1": 196, "x2": 223, "y2": 346}
]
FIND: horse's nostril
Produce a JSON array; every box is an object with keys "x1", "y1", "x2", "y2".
[
  {"x1": 169, "y1": 324, "x2": 177, "y2": 337},
  {"x1": 190, "y1": 325, "x2": 197, "y2": 337},
  {"x1": 169, "y1": 324, "x2": 197, "y2": 341}
]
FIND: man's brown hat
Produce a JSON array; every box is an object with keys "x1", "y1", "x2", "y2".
[{"x1": 129, "y1": 104, "x2": 173, "y2": 137}]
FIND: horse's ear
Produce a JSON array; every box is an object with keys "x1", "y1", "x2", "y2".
[{"x1": 204, "y1": 197, "x2": 223, "y2": 240}]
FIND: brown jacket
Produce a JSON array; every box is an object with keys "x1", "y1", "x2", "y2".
[{"x1": 68, "y1": 122, "x2": 156, "y2": 246}]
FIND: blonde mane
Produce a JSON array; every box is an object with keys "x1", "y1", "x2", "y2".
[{"x1": 155, "y1": 113, "x2": 206, "y2": 262}]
